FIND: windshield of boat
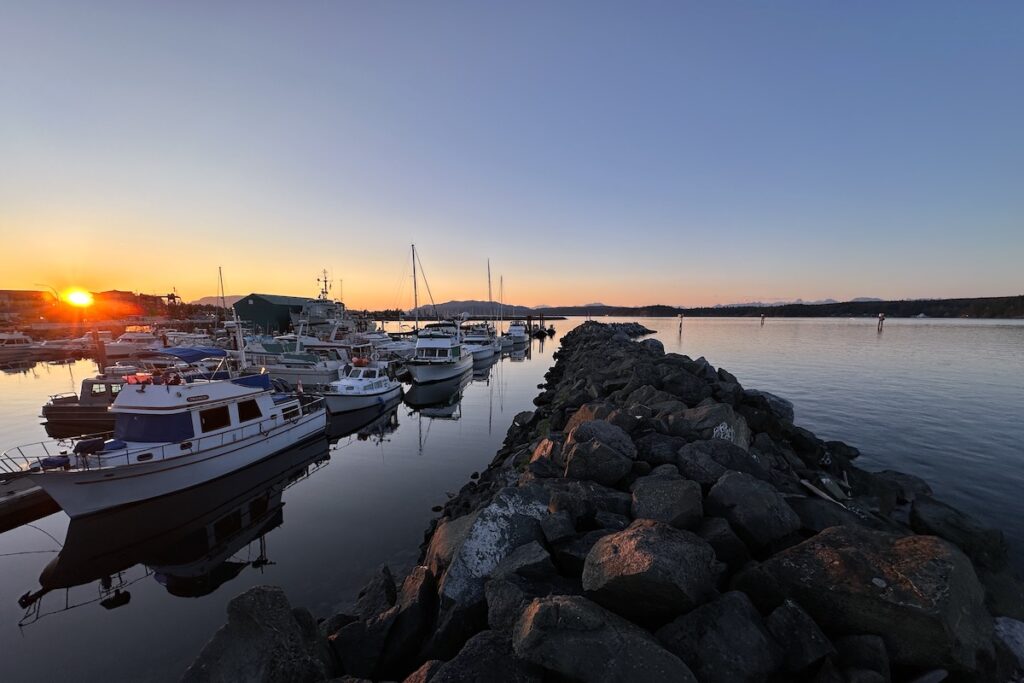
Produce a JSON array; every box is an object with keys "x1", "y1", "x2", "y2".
[{"x1": 114, "y1": 412, "x2": 195, "y2": 442}]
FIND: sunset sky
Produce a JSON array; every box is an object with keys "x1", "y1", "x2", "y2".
[{"x1": 1, "y1": 2, "x2": 1021, "y2": 309}]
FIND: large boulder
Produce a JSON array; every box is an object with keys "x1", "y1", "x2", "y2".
[
  {"x1": 354, "y1": 564, "x2": 397, "y2": 620},
  {"x1": 744, "y1": 389, "x2": 795, "y2": 422},
  {"x1": 630, "y1": 474, "x2": 702, "y2": 529},
  {"x1": 656, "y1": 591, "x2": 782, "y2": 683},
  {"x1": 567, "y1": 419, "x2": 637, "y2": 459},
  {"x1": 184, "y1": 586, "x2": 329, "y2": 682},
  {"x1": 734, "y1": 525, "x2": 995, "y2": 673},
  {"x1": 678, "y1": 439, "x2": 770, "y2": 483},
  {"x1": 765, "y1": 599, "x2": 835, "y2": 673},
  {"x1": 430, "y1": 630, "x2": 541, "y2": 683},
  {"x1": 696, "y1": 517, "x2": 750, "y2": 571},
  {"x1": 634, "y1": 433, "x2": 689, "y2": 467},
  {"x1": 424, "y1": 512, "x2": 479, "y2": 577},
  {"x1": 563, "y1": 439, "x2": 634, "y2": 486},
  {"x1": 581, "y1": 520, "x2": 720, "y2": 620},
  {"x1": 512, "y1": 595, "x2": 697, "y2": 682},
  {"x1": 706, "y1": 471, "x2": 801, "y2": 550},
  {"x1": 662, "y1": 371, "x2": 710, "y2": 406},
  {"x1": 910, "y1": 494, "x2": 1008, "y2": 570},
  {"x1": 682, "y1": 404, "x2": 752, "y2": 450}
]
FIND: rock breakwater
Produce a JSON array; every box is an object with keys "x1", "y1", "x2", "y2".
[{"x1": 185, "y1": 321, "x2": 1024, "y2": 682}]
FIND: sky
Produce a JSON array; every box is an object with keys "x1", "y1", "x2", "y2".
[{"x1": 1, "y1": 1, "x2": 1021, "y2": 309}]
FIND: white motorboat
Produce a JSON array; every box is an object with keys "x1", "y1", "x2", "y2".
[
  {"x1": 407, "y1": 329, "x2": 473, "y2": 383},
  {"x1": 2, "y1": 374, "x2": 326, "y2": 518},
  {"x1": 322, "y1": 359, "x2": 402, "y2": 414},
  {"x1": 104, "y1": 330, "x2": 167, "y2": 359},
  {"x1": 0, "y1": 332, "x2": 36, "y2": 361},
  {"x1": 507, "y1": 320, "x2": 529, "y2": 344},
  {"x1": 461, "y1": 324, "x2": 500, "y2": 360}
]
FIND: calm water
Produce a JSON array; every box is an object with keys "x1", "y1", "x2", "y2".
[{"x1": 0, "y1": 317, "x2": 1021, "y2": 681}]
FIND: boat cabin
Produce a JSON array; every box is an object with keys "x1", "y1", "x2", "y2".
[
  {"x1": 0, "y1": 332, "x2": 34, "y2": 348},
  {"x1": 414, "y1": 334, "x2": 463, "y2": 363}
]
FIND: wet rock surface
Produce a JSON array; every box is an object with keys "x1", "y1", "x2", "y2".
[{"x1": 186, "y1": 322, "x2": 1018, "y2": 682}]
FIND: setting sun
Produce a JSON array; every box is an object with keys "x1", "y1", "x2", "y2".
[{"x1": 63, "y1": 289, "x2": 94, "y2": 307}]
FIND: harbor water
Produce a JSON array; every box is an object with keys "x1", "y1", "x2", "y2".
[{"x1": 0, "y1": 317, "x2": 1021, "y2": 681}]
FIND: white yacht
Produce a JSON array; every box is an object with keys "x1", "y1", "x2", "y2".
[
  {"x1": 407, "y1": 328, "x2": 473, "y2": 383},
  {"x1": 461, "y1": 324, "x2": 500, "y2": 360},
  {"x1": 507, "y1": 320, "x2": 529, "y2": 344},
  {"x1": 2, "y1": 374, "x2": 326, "y2": 518},
  {"x1": 104, "y1": 331, "x2": 167, "y2": 359},
  {"x1": 0, "y1": 332, "x2": 35, "y2": 361},
  {"x1": 322, "y1": 359, "x2": 402, "y2": 414}
]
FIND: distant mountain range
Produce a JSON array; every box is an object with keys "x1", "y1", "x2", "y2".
[
  {"x1": 191, "y1": 295, "x2": 244, "y2": 307},
  {"x1": 713, "y1": 297, "x2": 883, "y2": 308},
  {"x1": 409, "y1": 300, "x2": 535, "y2": 317}
]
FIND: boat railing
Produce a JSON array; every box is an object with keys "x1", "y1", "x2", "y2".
[{"x1": 1, "y1": 396, "x2": 325, "y2": 475}]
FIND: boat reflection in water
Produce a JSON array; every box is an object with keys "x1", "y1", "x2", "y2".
[
  {"x1": 471, "y1": 354, "x2": 499, "y2": 384},
  {"x1": 403, "y1": 370, "x2": 470, "y2": 420},
  {"x1": 15, "y1": 391, "x2": 412, "y2": 626}
]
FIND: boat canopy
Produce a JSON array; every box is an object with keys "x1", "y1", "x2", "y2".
[{"x1": 140, "y1": 346, "x2": 228, "y2": 363}]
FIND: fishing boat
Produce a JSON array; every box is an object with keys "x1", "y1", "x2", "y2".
[
  {"x1": 2, "y1": 374, "x2": 326, "y2": 518},
  {"x1": 104, "y1": 330, "x2": 167, "y2": 359},
  {"x1": 322, "y1": 359, "x2": 402, "y2": 414}
]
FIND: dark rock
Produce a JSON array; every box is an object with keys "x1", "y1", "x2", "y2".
[
  {"x1": 184, "y1": 586, "x2": 329, "y2": 682},
  {"x1": 641, "y1": 338, "x2": 664, "y2": 354},
  {"x1": 788, "y1": 496, "x2": 869, "y2": 534},
  {"x1": 593, "y1": 509, "x2": 631, "y2": 530},
  {"x1": 634, "y1": 436, "x2": 692, "y2": 466},
  {"x1": 675, "y1": 444, "x2": 728, "y2": 486},
  {"x1": 834, "y1": 635, "x2": 890, "y2": 682},
  {"x1": 539, "y1": 510, "x2": 575, "y2": 544},
  {"x1": 355, "y1": 564, "x2": 397, "y2": 620},
  {"x1": 403, "y1": 659, "x2": 442, "y2": 683},
  {"x1": 786, "y1": 425, "x2": 826, "y2": 466},
  {"x1": 696, "y1": 517, "x2": 750, "y2": 572},
  {"x1": 744, "y1": 389, "x2": 795, "y2": 422},
  {"x1": 513, "y1": 595, "x2": 697, "y2": 682},
  {"x1": 980, "y1": 568, "x2": 1024, "y2": 620},
  {"x1": 376, "y1": 566, "x2": 439, "y2": 679},
  {"x1": 733, "y1": 525, "x2": 994, "y2": 673},
  {"x1": 662, "y1": 371, "x2": 710, "y2": 406},
  {"x1": 430, "y1": 630, "x2": 541, "y2": 683},
  {"x1": 706, "y1": 471, "x2": 801, "y2": 550},
  {"x1": 564, "y1": 439, "x2": 634, "y2": 486},
  {"x1": 493, "y1": 541, "x2": 556, "y2": 580},
  {"x1": 825, "y1": 440, "x2": 860, "y2": 460},
  {"x1": 678, "y1": 438, "x2": 770, "y2": 482},
  {"x1": 540, "y1": 479, "x2": 633, "y2": 522},
  {"x1": 766, "y1": 599, "x2": 835, "y2": 673},
  {"x1": 812, "y1": 658, "x2": 846, "y2": 683},
  {"x1": 682, "y1": 403, "x2": 752, "y2": 450},
  {"x1": 630, "y1": 475, "x2": 702, "y2": 529},
  {"x1": 567, "y1": 419, "x2": 637, "y2": 459},
  {"x1": 581, "y1": 520, "x2": 720, "y2": 620},
  {"x1": 844, "y1": 669, "x2": 886, "y2": 683},
  {"x1": 551, "y1": 529, "x2": 613, "y2": 575},
  {"x1": 910, "y1": 494, "x2": 1008, "y2": 570},
  {"x1": 320, "y1": 612, "x2": 357, "y2": 637},
  {"x1": 486, "y1": 577, "x2": 534, "y2": 632},
  {"x1": 656, "y1": 591, "x2": 782, "y2": 683},
  {"x1": 874, "y1": 469, "x2": 931, "y2": 503},
  {"x1": 424, "y1": 512, "x2": 479, "y2": 577},
  {"x1": 994, "y1": 617, "x2": 1024, "y2": 678}
]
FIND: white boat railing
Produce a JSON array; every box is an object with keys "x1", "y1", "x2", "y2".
[{"x1": 1, "y1": 396, "x2": 324, "y2": 475}]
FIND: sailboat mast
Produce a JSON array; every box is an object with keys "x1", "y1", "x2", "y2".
[
  {"x1": 487, "y1": 259, "x2": 493, "y2": 322},
  {"x1": 412, "y1": 244, "x2": 419, "y2": 332}
]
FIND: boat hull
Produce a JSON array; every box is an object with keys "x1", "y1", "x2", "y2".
[
  {"x1": 324, "y1": 384, "x2": 402, "y2": 414},
  {"x1": 407, "y1": 355, "x2": 473, "y2": 384},
  {"x1": 28, "y1": 410, "x2": 327, "y2": 518},
  {"x1": 264, "y1": 366, "x2": 340, "y2": 389}
]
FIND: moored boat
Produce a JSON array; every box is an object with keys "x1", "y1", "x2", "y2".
[
  {"x1": 322, "y1": 359, "x2": 402, "y2": 414},
  {"x1": 3, "y1": 374, "x2": 326, "y2": 518},
  {"x1": 407, "y1": 328, "x2": 473, "y2": 383}
]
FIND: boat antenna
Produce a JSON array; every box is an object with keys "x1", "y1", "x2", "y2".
[{"x1": 318, "y1": 269, "x2": 331, "y2": 300}]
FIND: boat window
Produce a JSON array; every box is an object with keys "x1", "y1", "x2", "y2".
[
  {"x1": 114, "y1": 412, "x2": 195, "y2": 442},
  {"x1": 90, "y1": 384, "x2": 107, "y2": 396},
  {"x1": 365, "y1": 369, "x2": 378, "y2": 378},
  {"x1": 238, "y1": 399, "x2": 262, "y2": 422},
  {"x1": 200, "y1": 406, "x2": 232, "y2": 432},
  {"x1": 110, "y1": 384, "x2": 122, "y2": 396}
]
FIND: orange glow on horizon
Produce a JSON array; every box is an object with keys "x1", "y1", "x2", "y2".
[{"x1": 63, "y1": 289, "x2": 94, "y2": 307}]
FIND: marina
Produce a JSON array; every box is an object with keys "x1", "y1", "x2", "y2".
[{"x1": 0, "y1": 317, "x2": 1021, "y2": 680}]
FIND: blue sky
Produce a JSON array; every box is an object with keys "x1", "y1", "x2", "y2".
[{"x1": 1, "y1": 1, "x2": 1021, "y2": 307}]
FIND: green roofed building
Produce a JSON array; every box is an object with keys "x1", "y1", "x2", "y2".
[{"x1": 232, "y1": 293, "x2": 310, "y2": 332}]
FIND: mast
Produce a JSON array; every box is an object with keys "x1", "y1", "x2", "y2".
[
  {"x1": 218, "y1": 266, "x2": 227, "y2": 311},
  {"x1": 487, "y1": 259, "x2": 493, "y2": 323},
  {"x1": 499, "y1": 275, "x2": 504, "y2": 333},
  {"x1": 412, "y1": 244, "x2": 419, "y2": 332}
]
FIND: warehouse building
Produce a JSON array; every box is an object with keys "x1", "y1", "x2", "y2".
[{"x1": 232, "y1": 293, "x2": 309, "y2": 332}]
